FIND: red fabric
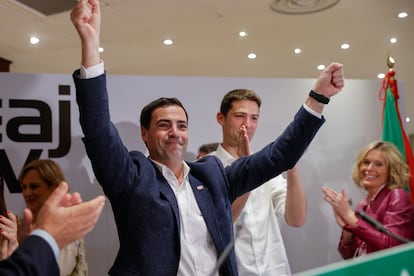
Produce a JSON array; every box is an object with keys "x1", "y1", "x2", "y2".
[
  {"x1": 338, "y1": 187, "x2": 414, "y2": 259},
  {"x1": 388, "y1": 74, "x2": 414, "y2": 203},
  {"x1": 378, "y1": 70, "x2": 414, "y2": 202}
]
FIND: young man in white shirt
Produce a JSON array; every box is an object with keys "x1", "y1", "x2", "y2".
[{"x1": 211, "y1": 89, "x2": 307, "y2": 275}]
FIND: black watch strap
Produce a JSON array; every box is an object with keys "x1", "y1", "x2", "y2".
[{"x1": 309, "y1": 90, "x2": 330, "y2": 104}]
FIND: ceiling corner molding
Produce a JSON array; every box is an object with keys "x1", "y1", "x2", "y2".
[{"x1": 270, "y1": 0, "x2": 340, "y2": 15}]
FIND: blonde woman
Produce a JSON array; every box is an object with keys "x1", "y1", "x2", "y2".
[
  {"x1": 322, "y1": 141, "x2": 414, "y2": 258},
  {"x1": 17, "y1": 159, "x2": 87, "y2": 275}
]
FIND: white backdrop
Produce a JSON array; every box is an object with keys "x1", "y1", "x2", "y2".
[{"x1": 0, "y1": 72, "x2": 406, "y2": 274}]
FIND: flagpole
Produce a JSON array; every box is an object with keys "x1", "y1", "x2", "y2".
[
  {"x1": 387, "y1": 52, "x2": 395, "y2": 71},
  {"x1": 381, "y1": 53, "x2": 414, "y2": 202}
]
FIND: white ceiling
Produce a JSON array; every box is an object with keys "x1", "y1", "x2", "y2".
[{"x1": 1, "y1": 0, "x2": 413, "y2": 134}]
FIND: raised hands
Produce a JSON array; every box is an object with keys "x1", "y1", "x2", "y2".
[
  {"x1": 17, "y1": 208, "x2": 34, "y2": 243},
  {"x1": 322, "y1": 186, "x2": 357, "y2": 228},
  {"x1": 232, "y1": 125, "x2": 251, "y2": 221},
  {"x1": 36, "y1": 182, "x2": 105, "y2": 249},
  {"x1": 70, "y1": 0, "x2": 101, "y2": 68},
  {"x1": 313, "y1": 62, "x2": 345, "y2": 98},
  {"x1": 236, "y1": 125, "x2": 251, "y2": 158},
  {"x1": 0, "y1": 211, "x2": 19, "y2": 259}
]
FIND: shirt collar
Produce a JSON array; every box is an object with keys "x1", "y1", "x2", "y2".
[
  {"x1": 150, "y1": 159, "x2": 190, "y2": 185},
  {"x1": 364, "y1": 184, "x2": 387, "y2": 206},
  {"x1": 211, "y1": 144, "x2": 236, "y2": 166}
]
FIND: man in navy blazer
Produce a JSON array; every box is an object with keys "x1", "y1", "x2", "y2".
[
  {"x1": 71, "y1": 1, "x2": 344, "y2": 275},
  {"x1": 0, "y1": 182, "x2": 105, "y2": 276}
]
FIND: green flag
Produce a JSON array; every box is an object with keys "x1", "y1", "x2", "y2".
[{"x1": 381, "y1": 71, "x2": 414, "y2": 202}]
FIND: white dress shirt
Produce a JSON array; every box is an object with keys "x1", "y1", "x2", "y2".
[
  {"x1": 151, "y1": 160, "x2": 218, "y2": 276},
  {"x1": 211, "y1": 145, "x2": 291, "y2": 276}
]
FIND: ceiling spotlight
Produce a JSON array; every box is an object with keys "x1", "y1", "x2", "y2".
[
  {"x1": 248, "y1": 53, "x2": 256, "y2": 59},
  {"x1": 317, "y1": 64, "x2": 325, "y2": 70},
  {"x1": 377, "y1": 73, "x2": 385, "y2": 79},
  {"x1": 163, "y1": 39, "x2": 173, "y2": 45},
  {"x1": 398, "y1": 12, "x2": 408, "y2": 18},
  {"x1": 406, "y1": 117, "x2": 411, "y2": 123},
  {"x1": 294, "y1": 48, "x2": 301, "y2": 54},
  {"x1": 99, "y1": 47, "x2": 104, "y2": 53},
  {"x1": 30, "y1": 36, "x2": 40, "y2": 45},
  {"x1": 340, "y1": 43, "x2": 350, "y2": 50},
  {"x1": 390, "y1": 37, "x2": 397, "y2": 43},
  {"x1": 239, "y1": 31, "x2": 247, "y2": 37}
]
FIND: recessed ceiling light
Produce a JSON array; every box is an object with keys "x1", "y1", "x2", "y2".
[
  {"x1": 377, "y1": 73, "x2": 385, "y2": 79},
  {"x1": 406, "y1": 117, "x2": 411, "y2": 123},
  {"x1": 317, "y1": 64, "x2": 325, "y2": 70},
  {"x1": 163, "y1": 39, "x2": 173, "y2": 45},
  {"x1": 99, "y1": 47, "x2": 104, "y2": 53},
  {"x1": 248, "y1": 53, "x2": 256, "y2": 59},
  {"x1": 294, "y1": 48, "x2": 301, "y2": 54},
  {"x1": 340, "y1": 43, "x2": 350, "y2": 50},
  {"x1": 239, "y1": 31, "x2": 248, "y2": 37},
  {"x1": 398, "y1": 12, "x2": 408, "y2": 18},
  {"x1": 390, "y1": 37, "x2": 397, "y2": 43},
  {"x1": 30, "y1": 36, "x2": 39, "y2": 45}
]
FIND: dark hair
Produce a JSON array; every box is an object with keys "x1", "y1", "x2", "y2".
[
  {"x1": 198, "y1": 142, "x2": 220, "y2": 154},
  {"x1": 220, "y1": 89, "x2": 261, "y2": 117},
  {"x1": 18, "y1": 159, "x2": 66, "y2": 188},
  {"x1": 140, "y1": 97, "x2": 188, "y2": 129}
]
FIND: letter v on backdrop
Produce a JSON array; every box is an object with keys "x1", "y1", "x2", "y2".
[{"x1": 0, "y1": 84, "x2": 71, "y2": 193}]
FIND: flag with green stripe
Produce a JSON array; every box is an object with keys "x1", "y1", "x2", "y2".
[{"x1": 380, "y1": 70, "x2": 414, "y2": 202}]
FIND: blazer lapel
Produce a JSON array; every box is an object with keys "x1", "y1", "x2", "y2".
[
  {"x1": 158, "y1": 176, "x2": 181, "y2": 232},
  {"x1": 188, "y1": 175, "x2": 225, "y2": 250}
]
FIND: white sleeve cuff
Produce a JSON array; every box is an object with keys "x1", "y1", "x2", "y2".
[
  {"x1": 80, "y1": 61, "x2": 105, "y2": 79},
  {"x1": 303, "y1": 103, "x2": 322, "y2": 119},
  {"x1": 30, "y1": 229, "x2": 60, "y2": 258}
]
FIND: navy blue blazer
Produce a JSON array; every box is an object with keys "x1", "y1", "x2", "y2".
[
  {"x1": 74, "y1": 71, "x2": 324, "y2": 275},
  {"x1": 0, "y1": 235, "x2": 59, "y2": 276}
]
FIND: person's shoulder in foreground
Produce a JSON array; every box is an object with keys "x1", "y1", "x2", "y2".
[{"x1": 0, "y1": 182, "x2": 105, "y2": 276}]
